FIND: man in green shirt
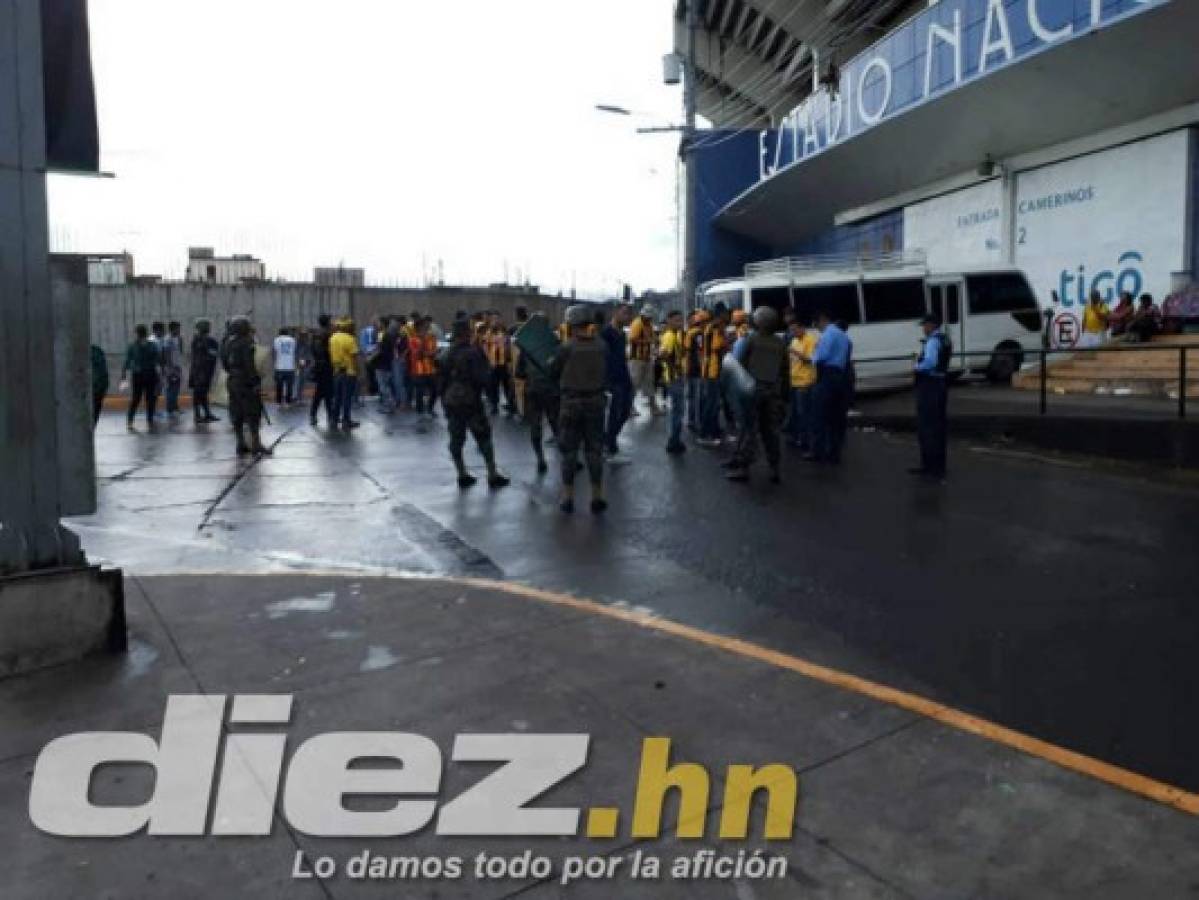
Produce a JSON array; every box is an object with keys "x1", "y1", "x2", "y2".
[{"x1": 121, "y1": 324, "x2": 161, "y2": 430}]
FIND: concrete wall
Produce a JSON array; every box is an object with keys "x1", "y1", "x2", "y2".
[{"x1": 88, "y1": 282, "x2": 574, "y2": 368}]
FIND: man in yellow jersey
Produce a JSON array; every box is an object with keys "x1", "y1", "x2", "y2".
[
  {"x1": 659, "y1": 310, "x2": 687, "y2": 454},
  {"x1": 786, "y1": 317, "x2": 819, "y2": 451},
  {"x1": 485, "y1": 316, "x2": 516, "y2": 415},
  {"x1": 628, "y1": 304, "x2": 663, "y2": 416},
  {"x1": 697, "y1": 303, "x2": 729, "y2": 446},
  {"x1": 1080, "y1": 289, "x2": 1110, "y2": 348},
  {"x1": 684, "y1": 309, "x2": 708, "y2": 433},
  {"x1": 329, "y1": 318, "x2": 361, "y2": 431}
]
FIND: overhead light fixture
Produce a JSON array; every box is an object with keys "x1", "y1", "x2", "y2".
[
  {"x1": 977, "y1": 155, "x2": 1006, "y2": 178},
  {"x1": 818, "y1": 60, "x2": 841, "y2": 97}
]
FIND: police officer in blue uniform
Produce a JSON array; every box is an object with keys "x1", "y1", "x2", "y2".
[
  {"x1": 912, "y1": 313, "x2": 951, "y2": 480},
  {"x1": 807, "y1": 311, "x2": 853, "y2": 465}
]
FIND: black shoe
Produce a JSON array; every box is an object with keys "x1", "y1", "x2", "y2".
[
  {"x1": 908, "y1": 467, "x2": 928, "y2": 476},
  {"x1": 236, "y1": 444, "x2": 252, "y2": 456},
  {"x1": 253, "y1": 445, "x2": 273, "y2": 457},
  {"x1": 560, "y1": 498, "x2": 575, "y2": 514},
  {"x1": 458, "y1": 473, "x2": 478, "y2": 489},
  {"x1": 726, "y1": 467, "x2": 749, "y2": 482},
  {"x1": 590, "y1": 498, "x2": 608, "y2": 514},
  {"x1": 488, "y1": 473, "x2": 511, "y2": 489},
  {"x1": 770, "y1": 468, "x2": 781, "y2": 484},
  {"x1": 536, "y1": 458, "x2": 548, "y2": 474},
  {"x1": 310, "y1": 417, "x2": 318, "y2": 427},
  {"x1": 345, "y1": 421, "x2": 361, "y2": 429},
  {"x1": 665, "y1": 442, "x2": 686, "y2": 455}
]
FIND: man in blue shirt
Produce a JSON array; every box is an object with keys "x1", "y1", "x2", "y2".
[
  {"x1": 912, "y1": 314, "x2": 951, "y2": 480},
  {"x1": 807, "y1": 311, "x2": 853, "y2": 464},
  {"x1": 601, "y1": 303, "x2": 634, "y2": 460}
]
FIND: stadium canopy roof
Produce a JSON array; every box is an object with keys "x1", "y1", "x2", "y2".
[{"x1": 673, "y1": 0, "x2": 921, "y2": 130}]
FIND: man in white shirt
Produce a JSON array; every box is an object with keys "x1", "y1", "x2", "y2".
[{"x1": 272, "y1": 327, "x2": 298, "y2": 405}]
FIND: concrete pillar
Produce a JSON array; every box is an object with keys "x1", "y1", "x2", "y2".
[{"x1": 0, "y1": 0, "x2": 84, "y2": 573}]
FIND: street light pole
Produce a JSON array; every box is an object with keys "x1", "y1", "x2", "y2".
[{"x1": 681, "y1": 0, "x2": 699, "y2": 317}]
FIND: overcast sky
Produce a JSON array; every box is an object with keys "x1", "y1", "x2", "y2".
[{"x1": 48, "y1": 0, "x2": 682, "y2": 297}]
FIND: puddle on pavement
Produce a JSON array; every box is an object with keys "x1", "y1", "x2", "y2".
[
  {"x1": 360, "y1": 645, "x2": 401, "y2": 673},
  {"x1": 265, "y1": 591, "x2": 336, "y2": 619},
  {"x1": 120, "y1": 639, "x2": 160, "y2": 681}
]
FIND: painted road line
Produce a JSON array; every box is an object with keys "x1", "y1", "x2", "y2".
[
  {"x1": 130, "y1": 570, "x2": 1199, "y2": 816},
  {"x1": 452, "y1": 576, "x2": 1199, "y2": 817}
]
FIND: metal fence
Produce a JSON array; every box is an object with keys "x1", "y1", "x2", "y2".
[{"x1": 853, "y1": 344, "x2": 1194, "y2": 420}]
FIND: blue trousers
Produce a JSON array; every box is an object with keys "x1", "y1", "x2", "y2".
[
  {"x1": 605, "y1": 383, "x2": 633, "y2": 452},
  {"x1": 686, "y1": 377, "x2": 701, "y2": 431},
  {"x1": 787, "y1": 387, "x2": 813, "y2": 448},
  {"x1": 666, "y1": 381, "x2": 685, "y2": 448},
  {"x1": 812, "y1": 368, "x2": 849, "y2": 463},
  {"x1": 699, "y1": 379, "x2": 722, "y2": 439},
  {"x1": 333, "y1": 373, "x2": 357, "y2": 426}
]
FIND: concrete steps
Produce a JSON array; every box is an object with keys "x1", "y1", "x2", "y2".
[{"x1": 1013, "y1": 337, "x2": 1199, "y2": 399}]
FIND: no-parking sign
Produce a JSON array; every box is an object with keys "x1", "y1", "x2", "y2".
[{"x1": 1052, "y1": 312, "x2": 1080, "y2": 350}]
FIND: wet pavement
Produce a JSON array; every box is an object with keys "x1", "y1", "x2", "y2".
[
  {"x1": 4, "y1": 574, "x2": 1199, "y2": 899},
  {"x1": 68, "y1": 400, "x2": 1199, "y2": 786},
  {"x1": 0, "y1": 397, "x2": 1195, "y2": 897},
  {"x1": 74, "y1": 400, "x2": 1199, "y2": 793}
]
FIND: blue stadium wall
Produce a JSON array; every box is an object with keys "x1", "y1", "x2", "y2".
[{"x1": 694, "y1": 131, "x2": 904, "y2": 285}]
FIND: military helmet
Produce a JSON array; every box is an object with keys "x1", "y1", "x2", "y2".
[
  {"x1": 752, "y1": 306, "x2": 780, "y2": 332},
  {"x1": 565, "y1": 304, "x2": 592, "y2": 327},
  {"x1": 228, "y1": 315, "x2": 251, "y2": 336}
]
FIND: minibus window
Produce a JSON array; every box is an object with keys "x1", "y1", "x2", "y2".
[
  {"x1": 862, "y1": 279, "x2": 926, "y2": 323},
  {"x1": 793, "y1": 283, "x2": 862, "y2": 325},
  {"x1": 966, "y1": 273, "x2": 1038, "y2": 314},
  {"x1": 750, "y1": 287, "x2": 791, "y2": 313}
]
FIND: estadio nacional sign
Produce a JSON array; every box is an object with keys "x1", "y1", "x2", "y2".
[{"x1": 759, "y1": 0, "x2": 1166, "y2": 180}]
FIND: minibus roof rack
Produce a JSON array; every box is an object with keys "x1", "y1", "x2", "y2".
[{"x1": 745, "y1": 250, "x2": 928, "y2": 281}]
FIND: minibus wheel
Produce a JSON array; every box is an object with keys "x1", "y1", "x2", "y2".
[{"x1": 986, "y1": 343, "x2": 1023, "y2": 383}]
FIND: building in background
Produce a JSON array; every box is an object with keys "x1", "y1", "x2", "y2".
[
  {"x1": 82, "y1": 252, "x2": 134, "y2": 285},
  {"x1": 677, "y1": 0, "x2": 1199, "y2": 309},
  {"x1": 314, "y1": 266, "x2": 366, "y2": 287},
  {"x1": 185, "y1": 247, "x2": 266, "y2": 285}
]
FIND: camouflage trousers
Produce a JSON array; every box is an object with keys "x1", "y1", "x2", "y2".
[
  {"x1": 227, "y1": 379, "x2": 263, "y2": 431},
  {"x1": 525, "y1": 387, "x2": 561, "y2": 451},
  {"x1": 447, "y1": 404, "x2": 494, "y2": 461},
  {"x1": 558, "y1": 393, "x2": 605, "y2": 486}
]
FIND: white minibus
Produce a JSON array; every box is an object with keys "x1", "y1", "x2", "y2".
[{"x1": 697, "y1": 252, "x2": 1045, "y2": 390}]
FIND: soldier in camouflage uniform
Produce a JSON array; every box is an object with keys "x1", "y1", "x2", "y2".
[
  {"x1": 549, "y1": 304, "x2": 608, "y2": 514},
  {"x1": 514, "y1": 313, "x2": 561, "y2": 474},
  {"x1": 437, "y1": 319, "x2": 510, "y2": 490},
  {"x1": 726, "y1": 306, "x2": 789, "y2": 484},
  {"x1": 220, "y1": 316, "x2": 272, "y2": 457}
]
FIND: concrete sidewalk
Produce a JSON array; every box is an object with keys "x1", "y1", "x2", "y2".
[{"x1": 3, "y1": 574, "x2": 1198, "y2": 899}]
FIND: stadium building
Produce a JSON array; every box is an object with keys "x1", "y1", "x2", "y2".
[{"x1": 676, "y1": 0, "x2": 1199, "y2": 314}]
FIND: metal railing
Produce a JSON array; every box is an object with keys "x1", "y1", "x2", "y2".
[
  {"x1": 745, "y1": 249, "x2": 928, "y2": 281},
  {"x1": 849, "y1": 343, "x2": 1194, "y2": 420}
]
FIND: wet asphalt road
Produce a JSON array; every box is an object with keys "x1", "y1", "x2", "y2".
[{"x1": 77, "y1": 397, "x2": 1199, "y2": 791}]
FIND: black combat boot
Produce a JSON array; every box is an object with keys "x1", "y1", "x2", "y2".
[
  {"x1": 453, "y1": 452, "x2": 477, "y2": 488},
  {"x1": 485, "y1": 462, "x2": 510, "y2": 489},
  {"x1": 250, "y1": 426, "x2": 273, "y2": 457}
]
